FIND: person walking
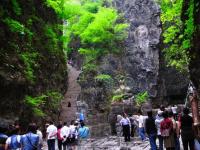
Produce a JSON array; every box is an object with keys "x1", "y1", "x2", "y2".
[
  {"x1": 36, "y1": 126, "x2": 43, "y2": 150},
  {"x1": 78, "y1": 121, "x2": 89, "y2": 150},
  {"x1": 137, "y1": 110, "x2": 146, "y2": 141},
  {"x1": 116, "y1": 115, "x2": 123, "y2": 136},
  {"x1": 168, "y1": 111, "x2": 180, "y2": 150},
  {"x1": 120, "y1": 113, "x2": 131, "y2": 142},
  {"x1": 46, "y1": 121, "x2": 57, "y2": 150},
  {"x1": 5, "y1": 128, "x2": 21, "y2": 150},
  {"x1": 160, "y1": 111, "x2": 175, "y2": 150},
  {"x1": 145, "y1": 110, "x2": 157, "y2": 150},
  {"x1": 78, "y1": 121, "x2": 89, "y2": 140},
  {"x1": 20, "y1": 123, "x2": 39, "y2": 150},
  {"x1": 57, "y1": 124, "x2": 63, "y2": 150},
  {"x1": 129, "y1": 115, "x2": 135, "y2": 137},
  {"x1": 179, "y1": 107, "x2": 194, "y2": 150},
  {"x1": 79, "y1": 111, "x2": 84, "y2": 122},
  {"x1": 61, "y1": 122, "x2": 70, "y2": 150},
  {"x1": 155, "y1": 110, "x2": 164, "y2": 150},
  {"x1": 68, "y1": 120, "x2": 78, "y2": 150},
  {"x1": 171, "y1": 105, "x2": 178, "y2": 120},
  {"x1": 78, "y1": 122, "x2": 89, "y2": 139}
]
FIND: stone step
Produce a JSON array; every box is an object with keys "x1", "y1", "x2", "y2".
[{"x1": 60, "y1": 64, "x2": 81, "y2": 124}]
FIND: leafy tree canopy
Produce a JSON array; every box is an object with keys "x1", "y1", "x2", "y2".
[{"x1": 47, "y1": 0, "x2": 128, "y2": 65}]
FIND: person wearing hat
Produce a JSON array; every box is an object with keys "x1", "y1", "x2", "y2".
[{"x1": 155, "y1": 110, "x2": 164, "y2": 150}]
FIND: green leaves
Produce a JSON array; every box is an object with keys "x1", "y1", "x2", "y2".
[
  {"x1": 135, "y1": 91, "x2": 148, "y2": 106},
  {"x1": 95, "y1": 74, "x2": 113, "y2": 86},
  {"x1": 11, "y1": 0, "x2": 21, "y2": 16},
  {"x1": 112, "y1": 94, "x2": 124, "y2": 102},
  {"x1": 46, "y1": 0, "x2": 128, "y2": 75},
  {"x1": 3, "y1": 18, "x2": 33, "y2": 38},
  {"x1": 19, "y1": 52, "x2": 39, "y2": 83},
  {"x1": 25, "y1": 94, "x2": 47, "y2": 117},
  {"x1": 160, "y1": 0, "x2": 195, "y2": 71},
  {"x1": 47, "y1": 0, "x2": 128, "y2": 57},
  {"x1": 25, "y1": 91, "x2": 63, "y2": 117},
  {"x1": 4, "y1": 18, "x2": 25, "y2": 34},
  {"x1": 80, "y1": 7, "x2": 117, "y2": 44},
  {"x1": 44, "y1": 24, "x2": 59, "y2": 53}
]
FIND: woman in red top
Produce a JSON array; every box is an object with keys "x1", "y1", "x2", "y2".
[
  {"x1": 160, "y1": 111, "x2": 175, "y2": 150},
  {"x1": 57, "y1": 124, "x2": 63, "y2": 150}
]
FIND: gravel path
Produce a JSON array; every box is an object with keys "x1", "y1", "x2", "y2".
[
  {"x1": 43, "y1": 136, "x2": 150, "y2": 150},
  {"x1": 43, "y1": 135, "x2": 185, "y2": 150}
]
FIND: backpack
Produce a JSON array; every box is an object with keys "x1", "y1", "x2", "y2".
[
  {"x1": 79, "y1": 127, "x2": 89, "y2": 139},
  {"x1": 9, "y1": 135, "x2": 21, "y2": 149},
  {"x1": 25, "y1": 134, "x2": 37, "y2": 150},
  {"x1": 68, "y1": 127, "x2": 78, "y2": 143}
]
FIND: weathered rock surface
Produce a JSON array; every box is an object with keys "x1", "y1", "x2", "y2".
[
  {"x1": 113, "y1": 0, "x2": 161, "y2": 99},
  {"x1": 75, "y1": 0, "x2": 189, "y2": 137}
]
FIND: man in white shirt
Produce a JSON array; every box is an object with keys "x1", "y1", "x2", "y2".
[
  {"x1": 46, "y1": 121, "x2": 57, "y2": 150},
  {"x1": 171, "y1": 105, "x2": 178, "y2": 120},
  {"x1": 68, "y1": 121, "x2": 78, "y2": 149},
  {"x1": 155, "y1": 111, "x2": 164, "y2": 150},
  {"x1": 69, "y1": 121, "x2": 78, "y2": 139},
  {"x1": 120, "y1": 113, "x2": 131, "y2": 142},
  {"x1": 61, "y1": 122, "x2": 70, "y2": 150}
]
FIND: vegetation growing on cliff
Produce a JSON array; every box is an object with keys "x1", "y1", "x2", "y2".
[
  {"x1": 46, "y1": 0, "x2": 129, "y2": 107},
  {"x1": 159, "y1": 0, "x2": 197, "y2": 71},
  {"x1": 0, "y1": 0, "x2": 67, "y2": 120},
  {"x1": 25, "y1": 91, "x2": 63, "y2": 117},
  {"x1": 135, "y1": 91, "x2": 148, "y2": 106},
  {"x1": 0, "y1": 0, "x2": 128, "y2": 121},
  {"x1": 47, "y1": 0, "x2": 128, "y2": 64}
]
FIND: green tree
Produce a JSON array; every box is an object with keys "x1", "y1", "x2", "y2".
[
  {"x1": 159, "y1": 0, "x2": 195, "y2": 71},
  {"x1": 47, "y1": 0, "x2": 128, "y2": 65}
]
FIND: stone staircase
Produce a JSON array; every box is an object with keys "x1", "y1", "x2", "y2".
[{"x1": 60, "y1": 64, "x2": 81, "y2": 124}]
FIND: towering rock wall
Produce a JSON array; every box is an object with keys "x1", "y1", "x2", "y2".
[
  {"x1": 76, "y1": 0, "x2": 188, "y2": 136},
  {"x1": 114, "y1": 0, "x2": 161, "y2": 99},
  {"x1": 0, "y1": 0, "x2": 67, "y2": 125},
  {"x1": 77, "y1": 0, "x2": 162, "y2": 136}
]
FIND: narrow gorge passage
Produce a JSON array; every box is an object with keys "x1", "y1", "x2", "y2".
[{"x1": 60, "y1": 64, "x2": 81, "y2": 124}]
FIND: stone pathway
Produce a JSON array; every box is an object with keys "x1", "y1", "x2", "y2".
[
  {"x1": 43, "y1": 136, "x2": 150, "y2": 150},
  {"x1": 78, "y1": 136, "x2": 150, "y2": 150},
  {"x1": 43, "y1": 135, "x2": 185, "y2": 150},
  {"x1": 60, "y1": 64, "x2": 81, "y2": 123}
]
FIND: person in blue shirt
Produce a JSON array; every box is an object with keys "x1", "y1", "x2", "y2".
[
  {"x1": 79, "y1": 112, "x2": 84, "y2": 122},
  {"x1": 5, "y1": 128, "x2": 21, "y2": 150},
  {"x1": 21, "y1": 123, "x2": 39, "y2": 150},
  {"x1": 78, "y1": 122, "x2": 89, "y2": 139}
]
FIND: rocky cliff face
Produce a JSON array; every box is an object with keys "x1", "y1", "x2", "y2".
[
  {"x1": 113, "y1": 0, "x2": 161, "y2": 99},
  {"x1": 188, "y1": 0, "x2": 200, "y2": 92},
  {"x1": 0, "y1": 0, "x2": 67, "y2": 126},
  {"x1": 76, "y1": 0, "x2": 188, "y2": 136}
]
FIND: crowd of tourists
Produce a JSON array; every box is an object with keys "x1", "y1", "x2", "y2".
[
  {"x1": 0, "y1": 118, "x2": 89, "y2": 150},
  {"x1": 119, "y1": 105, "x2": 200, "y2": 150}
]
